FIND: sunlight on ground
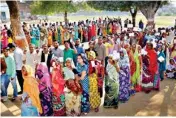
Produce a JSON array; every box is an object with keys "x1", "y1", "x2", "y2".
[
  {"x1": 135, "y1": 81, "x2": 176, "y2": 116},
  {"x1": 135, "y1": 92, "x2": 164, "y2": 116},
  {"x1": 2, "y1": 77, "x2": 176, "y2": 116}
]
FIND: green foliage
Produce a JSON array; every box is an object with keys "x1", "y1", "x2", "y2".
[
  {"x1": 87, "y1": 1, "x2": 168, "y2": 12},
  {"x1": 30, "y1": 0, "x2": 82, "y2": 15},
  {"x1": 87, "y1": 1, "x2": 138, "y2": 12}
]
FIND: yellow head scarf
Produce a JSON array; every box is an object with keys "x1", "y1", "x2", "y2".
[
  {"x1": 22, "y1": 65, "x2": 43, "y2": 114},
  {"x1": 88, "y1": 51, "x2": 96, "y2": 60}
]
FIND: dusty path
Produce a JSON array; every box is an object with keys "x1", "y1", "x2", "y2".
[{"x1": 1, "y1": 78, "x2": 176, "y2": 116}]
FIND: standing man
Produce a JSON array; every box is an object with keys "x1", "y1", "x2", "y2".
[
  {"x1": 51, "y1": 40, "x2": 63, "y2": 58},
  {"x1": 40, "y1": 44, "x2": 54, "y2": 72},
  {"x1": 8, "y1": 43, "x2": 24, "y2": 94},
  {"x1": 94, "y1": 36, "x2": 106, "y2": 65},
  {"x1": 139, "y1": 20, "x2": 144, "y2": 30},
  {"x1": 73, "y1": 39, "x2": 85, "y2": 65},
  {"x1": 25, "y1": 44, "x2": 38, "y2": 71},
  {"x1": 2, "y1": 47, "x2": 18, "y2": 101}
]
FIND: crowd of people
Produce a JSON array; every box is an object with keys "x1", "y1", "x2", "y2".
[{"x1": 1, "y1": 17, "x2": 176, "y2": 116}]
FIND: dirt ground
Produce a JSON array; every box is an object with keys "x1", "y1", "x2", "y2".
[{"x1": 1, "y1": 78, "x2": 176, "y2": 116}]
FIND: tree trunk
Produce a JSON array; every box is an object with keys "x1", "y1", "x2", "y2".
[
  {"x1": 6, "y1": 1, "x2": 28, "y2": 49},
  {"x1": 130, "y1": 7, "x2": 137, "y2": 27},
  {"x1": 139, "y1": 1, "x2": 161, "y2": 31},
  {"x1": 64, "y1": 11, "x2": 67, "y2": 26}
]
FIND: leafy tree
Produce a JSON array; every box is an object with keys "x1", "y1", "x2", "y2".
[
  {"x1": 30, "y1": 0, "x2": 88, "y2": 25},
  {"x1": 87, "y1": 1, "x2": 168, "y2": 29},
  {"x1": 137, "y1": 1, "x2": 168, "y2": 31},
  {"x1": 87, "y1": 1, "x2": 138, "y2": 27},
  {"x1": 6, "y1": 1, "x2": 28, "y2": 49}
]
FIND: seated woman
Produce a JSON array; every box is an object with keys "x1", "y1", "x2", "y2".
[
  {"x1": 166, "y1": 58, "x2": 176, "y2": 79},
  {"x1": 21, "y1": 92, "x2": 39, "y2": 116},
  {"x1": 64, "y1": 79, "x2": 82, "y2": 116}
]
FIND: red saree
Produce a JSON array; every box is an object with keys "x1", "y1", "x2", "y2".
[{"x1": 51, "y1": 63, "x2": 66, "y2": 116}]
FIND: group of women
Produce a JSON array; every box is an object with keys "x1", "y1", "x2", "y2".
[
  {"x1": 1, "y1": 17, "x2": 176, "y2": 117},
  {"x1": 21, "y1": 52, "x2": 102, "y2": 116}
]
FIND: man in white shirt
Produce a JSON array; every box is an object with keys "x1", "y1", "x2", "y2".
[
  {"x1": 25, "y1": 44, "x2": 38, "y2": 71},
  {"x1": 8, "y1": 43, "x2": 24, "y2": 94}
]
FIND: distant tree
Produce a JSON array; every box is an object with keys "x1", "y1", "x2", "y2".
[{"x1": 6, "y1": 1, "x2": 28, "y2": 49}]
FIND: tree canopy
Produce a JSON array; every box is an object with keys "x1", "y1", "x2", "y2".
[
  {"x1": 30, "y1": 1, "x2": 77, "y2": 15},
  {"x1": 87, "y1": 1, "x2": 168, "y2": 28},
  {"x1": 87, "y1": 1, "x2": 139, "y2": 26}
]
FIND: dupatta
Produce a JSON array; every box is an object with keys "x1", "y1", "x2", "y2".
[{"x1": 22, "y1": 65, "x2": 42, "y2": 114}]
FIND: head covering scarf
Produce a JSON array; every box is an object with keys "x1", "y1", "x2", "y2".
[
  {"x1": 119, "y1": 48, "x2": 130, "y2": 67},
  {"x1": 131, "y1": 45, "x2": 141, "y2": 85},
  {"x1": 65, "y1": 79, "x2": 83, "y2": 95},
  {"x1": 50, "y1": 58, "x2": 65, "y2": 97},
  {"x1": 36, "y1": 63, "x2": 52, "y2": 88},
  {"x1": 146, "y1": 43, "x2": 158, "y2": 75},
  {"x1": 88, "y1": 51, "x2": 96, "y2": 59},
  {"x1": 22, "y1": 65, "x2": 42, "y2": 114},
  {"x1": 65, "y1": 58, "x2": 75, "y2": 68}
]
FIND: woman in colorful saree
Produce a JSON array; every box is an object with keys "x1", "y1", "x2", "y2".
[
  {"x1": 88, "y1": 51, "x2": 101, "y2": 112},
  {"x1": 21, "y1": 65, "x2": 42, "y2": 114},
  {"x1": 36, "y1": 63, "x2": 53, "y2": 116},
  {"x1": 146, "y1": 42, "x2": 159, "y2": 91},
  {"x1": 50, "y1": 58, "x2": 66, "y2": 116},
  {"x1": 64, "y1": 79, "x2": 82, "y2": 116},
  {"x1": 118, "y1": 48, "x2": 131, "y2": 102},
  {"x1": 21, "y1": 92, "x2": 39, "y2": 116},
  {"x1": 141, "y1": 54, "x2": 153, "y2": 93},
  {"x1": 48, "y1": 28, "x2": 53, "y2": 47},
  {"x1": 76, "y1": 54, "x2": 90, "y2": 115},
  {"x1": 131, "y1": 44, "x2": 142, "y2": 92},
  {"x1": 1, "y1": 27, "x2": 8, "y2": 49},
  {"x1": 104, "y1": 54, "x2": 120, "y2": 109},
  {"x1": 124, "y1": 44, "x2": 136, "y2": 94}
]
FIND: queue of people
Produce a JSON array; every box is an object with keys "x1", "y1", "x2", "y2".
[{"x1": 1, "y1": 17, "x2": 176, "y2": 116}]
